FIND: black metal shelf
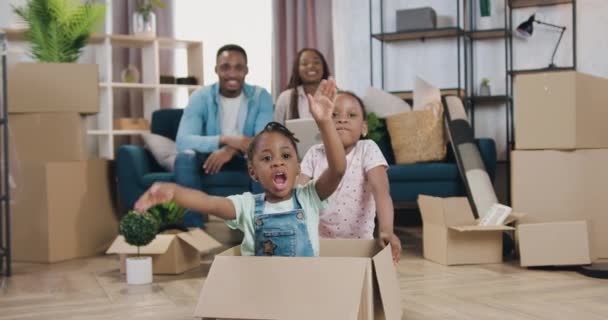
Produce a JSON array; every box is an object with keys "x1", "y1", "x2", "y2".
[
  {"x1": 372, "y1": 27, "x2": 464, "y2": 42},
  {"x1": 391, "y1": 88, "x2": 465, "y2": 101},
  {"x1": 509, "y1": 66, "x2": 575, "y2": 75},
  {"x1": 467, "y1": 95, "x2": 512, "y2": 104},
  {"x1": 510, "y1": 0, "x2": 573, "y2": 9},
  {"x1": 466, "y1": 29, "x2": 510, "y2": 40},
  {"x1": 0, "y1": 31, "x2": 11, "y2": 277}
]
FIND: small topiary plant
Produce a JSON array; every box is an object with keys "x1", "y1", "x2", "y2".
[{"x1": 119, "y1": 211, "x2": 159, "y2": 256}]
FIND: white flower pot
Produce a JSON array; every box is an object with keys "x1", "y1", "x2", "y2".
[{"x1": 126, "y1": 256, "x2": 153, "y2": 285}]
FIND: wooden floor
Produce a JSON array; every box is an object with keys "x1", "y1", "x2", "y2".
[{"x1": 1, "y1": 218, "x2": 607, "y2": 320}]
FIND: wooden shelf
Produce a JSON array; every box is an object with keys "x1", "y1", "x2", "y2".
[
  {"x1": 87, "y1": 130, "x2": 110, "y2": 135},
  {"x1": 391, "y1": 88, "x2": 465, "y2": 100},
  {"x1": 159, "y1": 84, "x2": 202, "y2": 91},
  {"x1": 372, "y1": 28, "x2": 463, "y2": 42},
  {"x1": 112, "y1": 130, "x2": 149, "y2": 136},
  {"x1": 467, "y1": 95, "x2": 511, "y2": 104},
  {"x1": 509, "y1": 66, "x2": 575, "y2": 75},
  {"x1": 510, "y1": 0, "x2": 572, "y2": 9},
  {"x1": 100, "y1": 82, "x2": 157, "y2": 89},
  {"x1": 467, "y1": 29, "x2": 509, "y2": 40}
]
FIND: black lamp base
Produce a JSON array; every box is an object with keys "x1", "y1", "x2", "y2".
[
  {"x1": 578, "y1": 263, "x2": 608, "y2": 279},
  {"x1": 548, "y1": 63, "x2": 558, "y2": 69}
]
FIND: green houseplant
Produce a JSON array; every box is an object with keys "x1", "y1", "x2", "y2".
[
  {"x1": 13, "y1": 0, "x2": 105, "y2": 63},
  {"x1": 119, "y1": 211, "x2": 158, "y2": 285},
  {"x1": 147, "y1": 201, "x2": 188, "y2": 233},
  {"x1": 133, "y1": 0, "x2": 165, "y2": 37}
]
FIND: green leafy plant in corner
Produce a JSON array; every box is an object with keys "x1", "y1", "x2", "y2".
[
  {"x1": 119, "y1": 211, "x2": 159, "y2": 256},
  {"x1": 148, "y1": 201, "x2": 188, "y2": 233},
  {"x1": 366, "y1": 112, "x2": 386, "y2": 144},
  {"x1": 136, "y1": 0, "x2": 165, "y2": 22},
  {"x1": 13, "y1": 0, "x2": 106, "y2": 63},
  {"x1": 481, "y1": 78, "x2": 490, "y2": 87}
]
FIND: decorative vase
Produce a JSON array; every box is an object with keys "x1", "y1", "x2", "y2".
[
  {"x1": 126, "y1": 256, "x2": 153, "y2": 285},
  {"x1": 132, "y1": 10, "x2": 156, "y2": 37},
  {"x1": 121, "y1": 64, "x2": 140, "y2": 83},
  {"x1": 479, "y1": 84, "x2": 491, "y2": 96}
]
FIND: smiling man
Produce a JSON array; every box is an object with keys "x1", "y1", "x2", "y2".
[{"x1": 175, "y1": 44, "x2": 273, "y2": 228}]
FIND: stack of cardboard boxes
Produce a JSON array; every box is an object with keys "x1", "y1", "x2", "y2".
[
  {"x1": 512, "y1": 71, "x2": 608, "y2": 266},
  {"x1": 8, "y1": 63, "x2": 119, "y2": 263}
]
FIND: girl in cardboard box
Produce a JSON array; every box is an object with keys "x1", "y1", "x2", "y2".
[
  {"x1": 135, "y1": 79, "x2": 346, "y2": 257},
  {"x1": 298, "y1": 91, "x2": 402, "y2": 263}
]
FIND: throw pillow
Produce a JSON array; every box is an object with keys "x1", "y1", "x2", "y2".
[
  {"x1": 362, "y1": 86, "x2": 411, "y2": 118},
  {"x1": 141, "y1": 133, "x2": 177, "y2": 172}
]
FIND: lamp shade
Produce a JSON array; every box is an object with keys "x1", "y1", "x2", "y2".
[{"x1": 516, "y1": 14, "x2": 535, "y2": 38}]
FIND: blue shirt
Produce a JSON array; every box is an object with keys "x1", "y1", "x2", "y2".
[{"x1": 176, "y1": 82, "x2": 274, "y2": 153}]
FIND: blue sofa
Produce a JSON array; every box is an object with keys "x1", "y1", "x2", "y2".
[{"x1": 116, "y1": 109, "x2": 496, "y2": 210}]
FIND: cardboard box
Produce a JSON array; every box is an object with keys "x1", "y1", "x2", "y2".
[
  {"x1": 10, "y1": 160, "x2": 119, "y2": 263},
  {"x1": 511, "y1": 149, "x2": 608, "y2": 259},
  {"x1": 107, "y1": 229, "x2": 222, "y2": 275},
  {"x1": 113, "y1": 117, "x2": 149, "y2": 130},
  {"x1": 194, "y1": 240, "x2": 402, "y2": 320},
  {"x1": 417, "y1": 195, "x2": 516, "y2": 266},
  {"x1": 9, "y1": 113, "x2": 88, "y2": 162},
  {"x1": 517, "y1": 221, "x2": 592, "y2": 267},
  {"x1": 514, "y1": 71, "x2": 608, "y2": 150},
  {"x1": 8, "y1": 63, "x2": 99, "y2": 114}
]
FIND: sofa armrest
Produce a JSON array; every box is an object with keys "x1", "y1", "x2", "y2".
[
  {"x1": 475, "y1": 138, "x2": 497, "y2": 182},
  {"x1": 116, "y1": 145, "x2": 163, "y2": 209}
]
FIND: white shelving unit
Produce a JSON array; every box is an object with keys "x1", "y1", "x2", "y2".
[{"x1": 4, "y1": 0, "x2": 204, "y2": 159}]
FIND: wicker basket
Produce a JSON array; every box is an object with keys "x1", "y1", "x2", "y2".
[{"x1": 385, "y1": 104, "x2": 446, "y2": 164}]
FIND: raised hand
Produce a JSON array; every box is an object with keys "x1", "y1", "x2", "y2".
[
  {"x1": 306, "y1": 78, "x2": 337, "y2": 123},
  {"x1": 134, "y1": 182, "x2": 177, "y2": 212}
]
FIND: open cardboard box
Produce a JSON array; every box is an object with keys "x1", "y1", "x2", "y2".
[
  {"x1": 417, "y1": 195, "x2": 522, "y2": 266},
  {"x1": 107, "y1": 228, "x2": 222, "y2": 275},
  {"x1": 194, "y1": 240, "x2": 402, "y2": 320}
]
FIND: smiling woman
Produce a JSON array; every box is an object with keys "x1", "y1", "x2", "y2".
[{"x1": 173, "y1": 0, "x2": 272, "y2": 107}]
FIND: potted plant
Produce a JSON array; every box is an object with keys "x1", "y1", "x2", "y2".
[
  {"x1": 133, "y1": 0, "x2": 165, "y2": 37},
  {"x1": 148, "y1": 201, "x2": 188, "y2": 233},
  {"x1": 479, "y1": 78, "x2": 491, "y2": 96},
  {"x1": 367, "y1": 112, "x2": 395, "y2": 164},
  {"x1": 10, "y1": 0, "x2": 105, "y2": 114},
  {"x1": 119, "y1": 210, "x2": 159, "y2": 285}
]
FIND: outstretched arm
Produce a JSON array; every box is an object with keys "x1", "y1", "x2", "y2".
[
  {"x1": 134, "y1": 182, "x2": 236, "y2": 220},
  {"x1": 307, "y1": 79, "x2": 346, "y2": 200},
  {"x1": 368, "y1": 166, "x2": 401, "y2": 263}
]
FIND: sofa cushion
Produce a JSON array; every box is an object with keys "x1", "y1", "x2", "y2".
[
  {"x1": 201, "y1": 171, "x2": 252, "y2": 187},
  {"x1": 142, "y1": 172, "x2": 175, "y2": 187},
  {"x1": 141, "y1": 133, "x2": 177, "y2": 172},
  {"x1": 387, "y1": 162, "x2": 460, "y2": 181}
]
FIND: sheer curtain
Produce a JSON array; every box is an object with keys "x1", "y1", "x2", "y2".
[{"x1": 272, "y1": 0, "x2": 334, "y2": 98}]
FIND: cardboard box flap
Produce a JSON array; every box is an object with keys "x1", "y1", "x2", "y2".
[
  {"x1": 418, "y1": 195, "x2": 475, "y2": 226},
  {"x1": 106, "y1": 235, "x2": 174, "y2": 255},
  {"x1": 449, "y1": 225, "x2": 515, "y2": 232},
  {"x1": 194, "y1": 256, "x2": 369, "y2": 319},
  {"x1": 319, "y1": 239, "x2": 379, "y2": 257},
  {"x1": 504, "y1": 211, "x2": 526, "y2": 225},
  {"x1": 176, "y1": 229, "x2": 222, "y2": 253},
  {"x1": 372, "y1": 245, "x2": 403, "y2": 320}
]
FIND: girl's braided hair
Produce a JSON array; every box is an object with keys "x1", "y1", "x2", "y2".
[{"x1": 246, "y1": 122, "x2": 300, "y2": 162}]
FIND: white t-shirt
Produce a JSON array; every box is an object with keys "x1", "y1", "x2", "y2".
[
  {"x1": 220, "y1": 92, "x2": 244, "y2": 136},
  {"x1": 300, "y1": 140, "x2": 388, "y2": 239}
]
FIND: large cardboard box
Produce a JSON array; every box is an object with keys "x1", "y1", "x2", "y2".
[
  {"x1": 8, "y1": 63, "x2": 99, "y2": 114},
  {"x1": 514, "y1": 71, "x2": 608, "y2": 150},
  {"x1": 517, "y1": 221, "x2": 592, "y2": 267},
  {"x1": 107, "y1": 229, "x2": 223, "y2": 275},
  {"x1": 10, "y1": 160, "x2": 119, "y2": 263},
  {"x1": 194, "y1": 240, "x2": 402, "y2": 320},
  {"x1": 9, "y1": 113, "x2": 88, "y2": 162},
  {"x1": 417, "y1": 195, "x2": 515, "y2": 266},
  {"x1": 511, "y1": 149, "x2": 608, "y2": 259}
]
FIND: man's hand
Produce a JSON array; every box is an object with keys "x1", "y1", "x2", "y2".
[
  {"x1": 221, "y1": 135, "x2": 252, "y2": 153},
  {"x1": 378, "y1": 231, "x2": 402, "y2": 264},
  {"x1": 203, "y1": 146, "x2": 237, "y2": 175},
  {"x1": 134, "y1": 182, "x2": 177, "y2": 212},
  {"x1": 306, "y1": 78, "x2": 337, "y2": 123}
]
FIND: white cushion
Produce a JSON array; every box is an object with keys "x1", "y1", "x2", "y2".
[
  {"x1": 141, "y1": 133, "x2": 177, "y2": 172},
  {"x1": 362, "y1": 86, "x2": 411, "y2": 118}
]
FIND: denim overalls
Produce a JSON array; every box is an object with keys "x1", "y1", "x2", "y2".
[{"x1": 253, "y1": 192, "x2": 314, "y2": 257}]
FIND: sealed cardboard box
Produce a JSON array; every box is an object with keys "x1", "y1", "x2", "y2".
[
  {"x1": 517, "y1": 221, "x2": 591, "y2": 267},
  {"x1": 417, "y1": 195, "x2": 516, "y2": 266},
  {"x1": 511, "y1": 149, "x2": 608, "y2": 259},
  {"x1": 8, "y1": 63, "x2": 99, "y2": 114},
  {"x1": 107, "y1": 229, "x2": 222, "y2": 275},
  {"x1": 113, "y1": 117, "x2": 149, "y2": 130},
  {"x1": 514, "y1": 71, "x2": 608, "y2": 149},
  {"x1": 10, "y1": 160, "x2": 119, "y2": 263},
  {"x1": 9, "y1": 112, "x2": 88, "y2": 162},
  {"x1": 194, "y1": 240, "x2": 402, "y2": 320}
]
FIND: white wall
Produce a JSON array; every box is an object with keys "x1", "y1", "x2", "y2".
[{"x1": 333, "y1": 0, "x2": 608, "y2": 159}]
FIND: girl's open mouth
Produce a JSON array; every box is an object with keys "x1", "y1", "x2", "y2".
[{"x1": 273, "y1": 172, "x2": 288, "y2": 190}]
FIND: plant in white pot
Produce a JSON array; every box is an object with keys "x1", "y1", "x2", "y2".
[
  {"x1": 133, "y1": 0, "x2": 165, "y2": 37},
  {"x1": 119, "y1": 211, "x2": 159, "y2": 285}
]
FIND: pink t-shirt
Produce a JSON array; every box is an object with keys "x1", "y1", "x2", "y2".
[{"x1": 300, "y1": 139, "x2": 388, "y2": 239}]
